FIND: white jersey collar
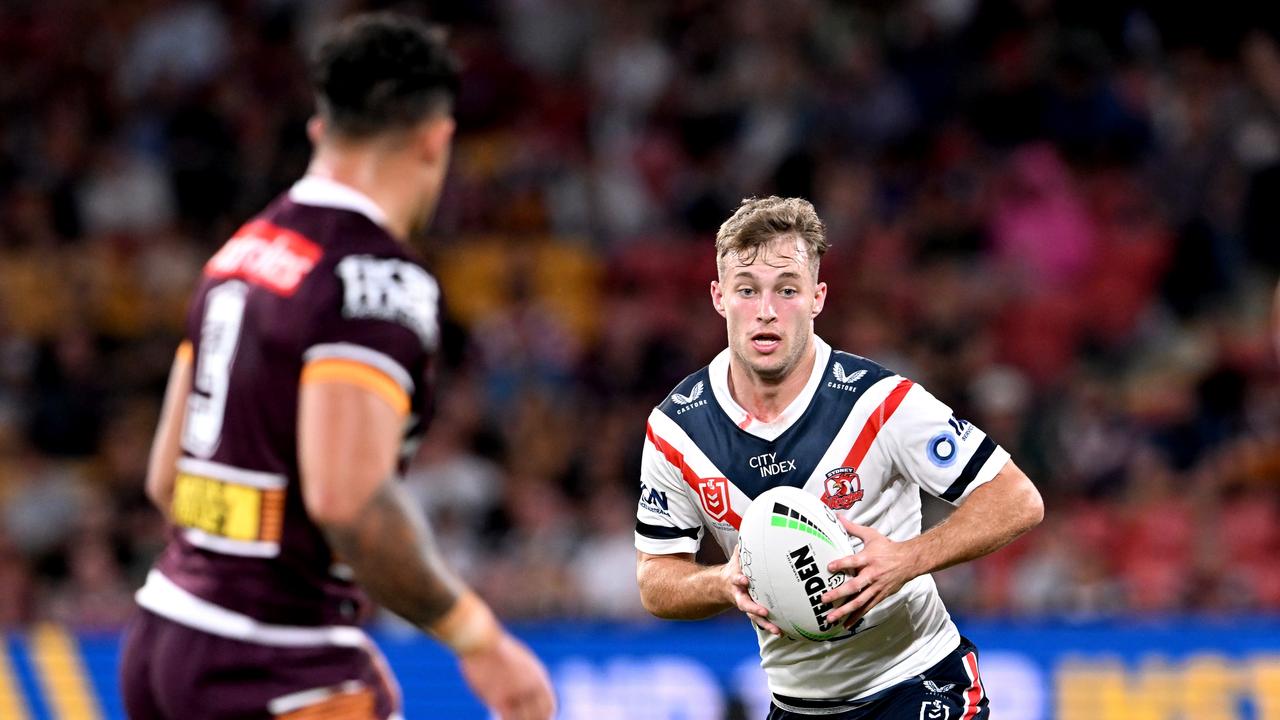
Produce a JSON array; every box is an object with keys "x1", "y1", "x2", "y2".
[
  {"x1": 288, "y1": 175, "x2": 390, "y2": 229},
  {"x1": 708, "y1": 335, "x2": 832, "y2": 441}
]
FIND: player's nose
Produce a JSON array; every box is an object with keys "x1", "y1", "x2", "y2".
[{"x1": 755, "y1": 296, "x2": 778, "y2": 321}]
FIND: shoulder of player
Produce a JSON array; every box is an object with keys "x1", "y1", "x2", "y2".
[
  {"x1": 204, "y1": 199, "x2": 418, "y2": 287},
  {"x1": 654, "y1": 366, "x2": 712, "y2": 417},
  {"x1": 823, "y1": 349, "x2": 896, "y2": 390},
  {"x1": 262, "y1": 195, "x2": 416, "y2": 266}
]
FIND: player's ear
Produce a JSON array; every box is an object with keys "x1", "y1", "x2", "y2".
[
  {"x1": 416, "y1": 115, "x2": 456, "y2": 164},
  {"x1": 812, "y1": 281, "x2": 827, "y2": 318},
  {"x1": 307, "y1": 116, "x2": 325, "y2": 145},
  {"x1": 710, "y1": 280, "x2": 727, "y2": 318}
]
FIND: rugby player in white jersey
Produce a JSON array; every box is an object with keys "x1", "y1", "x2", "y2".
[{"x1": 634, "y1": 196, "x2": 1043, "y2": 719}]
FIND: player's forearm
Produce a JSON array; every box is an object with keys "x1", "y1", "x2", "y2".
[
  {"x1": 636, "y1": 555, "x2": 733, "y2": 619},
  {"x1": 903, "y1": 466, "x2": 1043, "y2": 577},
  {"x1": 146, "y1": 347, "x2": 193, "y2": 519},
  {"x1": 321, "y1": 480, "x2": 470, "y2": 632}
]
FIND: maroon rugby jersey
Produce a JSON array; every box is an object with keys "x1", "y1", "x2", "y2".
[{"x1": 138, "y1": 177, "x2": 440, "y2": 636}]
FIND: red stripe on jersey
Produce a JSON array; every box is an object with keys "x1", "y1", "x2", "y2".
[
  {"x1": 205, "y1": 219, "x2": 323, "y2": 296},
  {"x1": 839, "y1": 378, "x2": 914, "y2": 468},
  {"x1": 961, "y1": 650, "x2": 985, "y2": 719},
  {"x1": 646, "y1": 423, "x2": 743, "y2": 529}
]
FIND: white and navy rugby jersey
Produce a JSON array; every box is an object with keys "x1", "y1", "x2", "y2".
[{"x1": 635, "y1": 336, "x2": 1010, "y2": 708}]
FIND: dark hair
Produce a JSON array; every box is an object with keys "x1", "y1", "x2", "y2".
[{"x1": 309, "y1": 13, "x2": 460, "y2": 138}]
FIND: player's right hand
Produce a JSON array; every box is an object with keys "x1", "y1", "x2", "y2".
[
  {"x1": 459, "y1": 631, "x2": 556, "y2": 720},
  {"x1": 722, "y1": 543, "x2": 782, "y2": 637}
]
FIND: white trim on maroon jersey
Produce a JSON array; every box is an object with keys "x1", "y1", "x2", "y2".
[
  {"x1": 303, "y1": 342, "x2": 416, "y2": 395},
  {"x1": 289, "y1": 176, "x2": 390, "y2": 229}
]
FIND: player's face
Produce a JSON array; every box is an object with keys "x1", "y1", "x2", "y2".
[{"x1": 711, "y1": 235, "x2": 827, "y2": 383}]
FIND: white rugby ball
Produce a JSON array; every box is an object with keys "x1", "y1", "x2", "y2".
[{"x1": 738, "y1": 486, "x2": 855, "y2": 641}]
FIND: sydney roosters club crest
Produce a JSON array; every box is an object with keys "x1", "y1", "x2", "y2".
[
  {"x1": 822, "y1": 467, "x2": 864, "y2": 510},
  {"x1": 698, "y1": 477, "x2": 731, "y2": 520}
]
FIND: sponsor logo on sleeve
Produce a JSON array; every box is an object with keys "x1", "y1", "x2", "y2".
[
  {"x1": 827, "y1": 362, "x2": 867, "y2": 391},
  {"x1": 639, "y1": 482, "x2": 670, "y2": 516},
  {"x1": 672, "y1": 381, "x2": 708, "y2": 414},
  {"x1": 927, "y1": 432, "x2": 959, "y2": 468},
  {"x1": 948, "y1": 415, "x2": 973, "y2": 440},
  {"x1": 335, "y1": 256, "x2": 440, "y2": 350}
]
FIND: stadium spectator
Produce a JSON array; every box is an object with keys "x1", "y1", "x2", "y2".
[{"x1": 0, "y1": 0, "x2": 1275, "y2": 630}]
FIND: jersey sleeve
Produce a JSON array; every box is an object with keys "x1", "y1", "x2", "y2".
[
  {"x1": 299, "y1": 254, "x2": 441, "y2": 415},
  {"x1": 635, "y1": 413, "x2": 705, "y2": 555},
  {"x1": 885, "y1": 384, "x2": 1011, "y2": 505}
]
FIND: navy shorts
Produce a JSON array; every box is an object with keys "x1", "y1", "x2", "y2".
[
  {"x1": 120, "y1": 609, "x2": 400, "y2": 720},
  {"x1": 768, "y1": 637, "x2": 989, "y2": 720}
]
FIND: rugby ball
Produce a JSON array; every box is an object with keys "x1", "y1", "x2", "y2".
[{"x1": 738, "y1": 486, "x2": 856, "y2": 641}]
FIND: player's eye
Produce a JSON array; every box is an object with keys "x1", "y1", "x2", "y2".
[
  {"x1": 779, "y1": 287, "x2": 798, "y2": 297},
  {"x1": 737, "y1": 287, "x2": 756, "y2": 297}
]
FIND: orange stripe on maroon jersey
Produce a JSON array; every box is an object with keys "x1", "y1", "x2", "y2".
[
  {"x1": 205, "y1": 219, "x2": 322, "y2": 296},
  {"x1": 960, "y1": 650, "x2": 985, "y2": 719},
  {"x1": 646, "y1": 423, "x2": 743, "y2": 529},
  {"x1": 258, "y1": 489, "x2": 286, "y2": 542},
  {"x1": 839, "y1": 379, "x2": 913, "y2": 469},
  {"x1": 301, "y1": 359, "x2": 411, "y2": 416}
]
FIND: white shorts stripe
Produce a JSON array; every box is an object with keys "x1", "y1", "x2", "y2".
[
  {"x1": 268, "y1": 681, "x2": 365, "y2": 714},
  {"x1": 136, "y1": 570, "x2": 368, "y2": 648}
]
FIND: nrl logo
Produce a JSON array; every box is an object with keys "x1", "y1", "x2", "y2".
[
  {"x1": 697, "y1": 477, "x2": 730, "y2": 520},
  {"x1": 672, "y1": 381, "x2": 705, "y2": 405},
  {"x1": 919, "y1": 699, "x2": 950, "y2": 720},
  {"x1": 832, "y1": 363, "x2": 866, "y2": 385}
]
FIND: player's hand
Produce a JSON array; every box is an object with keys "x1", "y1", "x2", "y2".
[
  {"x1": 458, "y1": 631, "x2": 556, "y2": 720},
  {"x1": 820, "y1": 517, "x2": 920, "y2": 628},
  {"x1": 721, "y1": 543, "x2": 783, "y2": 637}
]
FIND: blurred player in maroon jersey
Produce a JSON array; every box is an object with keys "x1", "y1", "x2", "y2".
[{"x1": 119, "y1": 13, "x2": 555, "y2": 720}]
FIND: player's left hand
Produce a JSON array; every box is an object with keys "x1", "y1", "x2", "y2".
[
  {"x1": 820, "y1": 517, "x2": 920, "y2": 628},
  {"x1": 722, "y1": 543, "x2": 783, "y2": 637}
]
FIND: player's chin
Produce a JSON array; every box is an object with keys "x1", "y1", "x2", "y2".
[{"x1": 746, "y1": 356, "x2": 789, "y2": 381}]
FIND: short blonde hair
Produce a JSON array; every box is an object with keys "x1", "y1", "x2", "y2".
[{"x1": 715, "y1": 196, "x2": 828, "y2": 279}]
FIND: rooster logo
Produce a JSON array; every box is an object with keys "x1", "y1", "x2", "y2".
[
  {"x1": 672, "y1": 381, "x2": 705, "y2": 405},
  {"x1": 832, "y1": 363, "x2": 866, "y2": 385},
  {"x1": 822, "y1": 467, "x2": 864, "y2": 509}
]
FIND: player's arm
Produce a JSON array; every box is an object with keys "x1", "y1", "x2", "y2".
[
  {"x1": 635, "y1": 550, "x2": 731, "y2": 618},
  {"x1": 145, "y1": 342, "x2": 194, "y2": 518},
  {"x1": 899, "y1": 459, "x2": 1042, "y2": 574},
  {"x1": 824, "y1": 459, "x2": 1042, "y2": 626},
  {"x1": 635, "y1": 550, "x2": 782, "y2": 636},
  {"x1": 633, "y1": 422, "x2": 781, "y2": 634},
  {"x1": 298, "y1": 372, "x2": 554, "y2": 719},
  {"x1": 298, "y1": 376, "x2": 467, "y2": 632}
]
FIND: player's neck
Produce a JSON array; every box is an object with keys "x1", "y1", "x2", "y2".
[
  {"x1": 726, "y1": 340, "x2": 817, "y2": 424},
  {"x1": 305, "y1": 151, "x2": 430, "y2": 242}
]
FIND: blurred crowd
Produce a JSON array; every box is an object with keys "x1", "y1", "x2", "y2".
[{"x1": 0, "y1": 0, "x2": 1278, "y2": 631}]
